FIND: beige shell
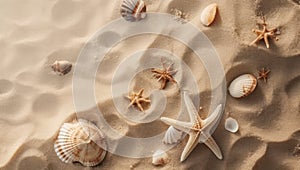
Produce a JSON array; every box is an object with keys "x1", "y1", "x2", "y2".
[
  {"x1": 54, "y1": 119, "x2": 107, "y2": 167},
  {"x1": 225, "y1": 117, "x2": 239, "y2": 133},
  {"x1": 163, "y1": 126, "x2": 184, "y2": 144},
  {"x1": 228, "y1": 74, "x2": 257, "y2": 98},
  {"x1": 152, "y1": 149, "x2": 168, "y2": 166},
  {"x1": 120, "y1": 0, "x2": 146, "y2": 22},
  {"x1": 51, "y1": 60, "x2": 72, "y2": 75},
  {"x1": 200, "y1": 3, "x2": 218, "y2": 26}
]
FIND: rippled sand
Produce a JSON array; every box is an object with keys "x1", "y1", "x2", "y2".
[{"x1": 0, "y1": 0, "x2": 299, "y2": 169}]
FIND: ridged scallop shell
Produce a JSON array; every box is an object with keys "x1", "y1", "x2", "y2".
[
  {"x1": 163, "y1": 126, "x2": 184, "y2": 144},
  {"x1": 51, "y1": 60, "x2": 72, "y2": 75},
  {"x1": 152, "y1": 149, "x2": 168, "y2": 166},
  {"x1": 225, "y1": 117, "x2": 239, "y2": 133},
  {"x1": 228, "y1": 74, "x2": 257, "y2": 98},
  {"x1": 120, "y1": 0, "x2": 146, "y2": 22},
  {"x1": 54, "y1": 119, "x2": 107, "y2": 167},
  {"x1": 200, "y1": 3, "x2": 218, "y2": 26}
]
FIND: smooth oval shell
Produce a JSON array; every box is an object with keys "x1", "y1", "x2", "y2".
[
  {"x1": 225, "y1": 117, "x2": 239, "y2": 133},
  {"x1": 51, "y1": 60, "x2": 72, "y2": 75},
  {"x1": 200, "y1": 3, "x2": 218, "y2": 26},
  {"x1": 54, "y1": 119, "x2": 107, "y2": 167},
  {"x1": 163, "y1": 126, "x2": 184, "y2": 144},
  {"x1": 120, "y1": 0, "x2": 146, "y2": 22},
  {"x1": 152, "y1": 149, "x2": 168, "y2": 166},
  {"x1": 228, "y1": 74, "x2": 257, "y2": 98}
]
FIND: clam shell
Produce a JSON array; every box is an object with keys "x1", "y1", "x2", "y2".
[
  {"x1": 51, "y1": 60, "x2": 72, "y2": 75},
  {"x1": 228, "y1": 74, "x2": 257, "y2": 98},
  {"x1": 163, "y1": 126, "x2": 184, "y2": 144},
  {"x1": 225, "y1": 117, "x2": 239, "y2": 133},
  {"x1": 152, "y1": 149, "x2": 168, "y2": 166},
  {"x1": 54, "y1": 119, "x2": 107, "y2": 167},
  {"x1": 120, "y1": 0, "x2": 146, "y2": 22},
  {"x1": 200, "y1": 3, "x2": 218, "y2": 26}
]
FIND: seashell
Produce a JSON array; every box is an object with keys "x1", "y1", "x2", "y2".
[
  {"x1": 200, "y1": 3, "x2": 218, "y2": 26},
  {"x1": 163, "y1": 126, "x2": 185, "y2": 144},
  {"x1": 51, "y1": 60, "x2": 72, "y2": 76},
  {"x1": 54, "y1": 119, "x2": 107, "y2": 167},
  {"x1": 228, "y1": 74, "x2": 257, "y2": 98},
  {"x1": 152, "y1": 149, "x2": 168, "y2": 166},
  {"x1": 225, "y1": 117, "x2": 239, "y2": 133},
  {"x1": 120, "y1": 0, "x2": 146, "y2": 22}
]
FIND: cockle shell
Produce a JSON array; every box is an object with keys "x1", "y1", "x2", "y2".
[
  {"x1": 163, "y1": 126, "x2": 185, "y2": 144},
  {"x1": 54, "y1": 119, "x2": 107, "y2": 167},
  {"x1": 152, "y1": 149, "x2": 169, "y2": 166},
  {"x1": 51, "y1": 60, "x2": 72, "y2": 76},
  {"x1": 225, "y1": 117, "x2": 239, "y2": 133},
  {"x1": 228, "y1": 74, "x2": 257, "y2": 98},
  {"x1": 120, "y1": 0, "x2": 146, "y2": 22},
  {"x1": 200, "y1": 3, "x2": 218, "y2": 26}
]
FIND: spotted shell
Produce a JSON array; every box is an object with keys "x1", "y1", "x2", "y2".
[
  {"x1": 200, "y1": 3, "x2": 218, "y2": 26},
  {"x1": 51, "y1": 60, "x2": 72, "y2": 75},
  {"x1": 152, "y1": 149, "x2": 169, "y2": 166},
  {"x1": 54, "y1": 119, "x2": 107, "y2": 167},
  {"x1": 225, "y1": 117, "x2": 239, "y2": 133},
  {"x1": 163, "y1": 126, "x2": 184, "y2": 144},
  {"x1": 228, "y1": 74, "x2": 257, "y2": 98},
  {"x1": 120, "y1": 0, "x2": 146, "y2": 22}
]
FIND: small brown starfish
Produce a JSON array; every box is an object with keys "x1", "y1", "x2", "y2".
[
  {"x1": 250, "y1": 16, "x2": 279, "y2": 49},
  {"x1": 257, "y1": 68, "x2": 271, "y2": 83},
  {"x1": 126, "y1": 89, "x2": 150, "y2": 112},
  {"x1": 152, "y1": 59, "x2": 177, "y2": 89}
]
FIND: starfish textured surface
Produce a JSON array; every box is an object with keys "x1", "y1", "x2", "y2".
[
  {"x1": 152, "y1": 59, "x2": 177, "y2": 89},
  {"x1": 160, "y1": 92, "x2": 223, "y2": 162},
  {"x1": 257, "y1": 68, "x2": 271, "y2": 83},
  {"x1": 126, "y1": 89, "x2": 150, "y2": 112},
  {"x1": 250, "y1": 17, "x2": 279, "y2": 49}
]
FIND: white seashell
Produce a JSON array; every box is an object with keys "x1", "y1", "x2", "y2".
[
  {"x1": 200, "y1": 3, "x2": 218, "y2": 26},
  {"x1": 228, "y1": 74, "x2": 257, "y2": 98},
  {"x1": 225, "y1": 117, "x2": 239, "y2": 133},
  {"x1": 152, "y1": 149, "x2": 168, "y2": 166},
  {"x1": 51, "y1": 60, "x2": 72, "y2": 75},
  {"x1": 120, "y1": 0, "x2": 146, "y2": 22},
  {"x1": 163, "y1": 126, "x2": 185, "y2": 144},
  {"x1": 54, "y1": 119, "x2": 107, "y2": 167}
]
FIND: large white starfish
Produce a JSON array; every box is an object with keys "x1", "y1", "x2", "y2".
[{"x1": 160, "y1": 92, "x2": 223, "y2": 162}]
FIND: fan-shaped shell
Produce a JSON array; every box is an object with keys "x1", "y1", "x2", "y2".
[
  {"x1": 51, "y1": 60, "x2": 72, "y2": 75},
  {"x1": 54, "y1": 119, "x2": 107, "y2": 167},
  {"x1": 228, "y1": 74, "x2": 257, "y2": 98},
  {"x1": 163, "y1": 126, "x2": 184, "y2": 144},
  {"x1": 225, "y1": 117, "x2": 239, "y2": 133},
  {"x1": 200, "y1": 3, "x2": 218, "y2": 26},
  {"x1": 152, "y1": 149, "x2": 169, "y2": 166},
  {"x1": 120, "y1": 0, "x2": 146, "y2": 22}
]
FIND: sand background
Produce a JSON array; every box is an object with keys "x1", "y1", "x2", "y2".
[{"x1": 0, "y1": 0, "x2": 300, "y2": 169}]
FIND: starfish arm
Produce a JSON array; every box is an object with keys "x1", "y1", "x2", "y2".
[
  {"x1": 157, "y1": 75, "x2": 163, "y2": 82},
  {"x1": 253, "y1": 29, "x2": 264, "y2": 35},
  {"x1": 127, "y1": 100, "x2": 136, "y2": 108},
  {"x1": 160, "y1": 78, "x2": 167, "y2": 89},
  {"x1": 152, "y1": 69, "x2": 163, "y2": 74},
  {"x1": 250, "y1": 34, "x2": 264, "y2": 45},
  {"x1": 199, "y1": 132, "x2": 223, "y2": 160},
  {"x1": 183, "y1": 91, "x2": 202, "y2": 123},
  {"x1": 166, "y1": 75, "x2": 177, "y2": 83},
  {"x1": 137, "y1": 89, "x2": 144, "y2": 96},
  {"x1": 160, "y1": 117, "x2": 193, "y2": 133},
  {"x1": 167, "y1": 63, "x2": 174, "y2": 71},
  {"x1": 139, "y1": 98, "x2": 151, "y2": 103},
  {"x1": 202, "y1": 104, "x2": 223, "y2": 131},
  {"x1": 180, "y1": 131, "x2": 201, "y2": 162},
  {"x1": 136, "y1": 102, "x2": 144, "y2": 112},
  {"x1": 263, "y1": 33, "x2": 270, "y2": 48}
]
